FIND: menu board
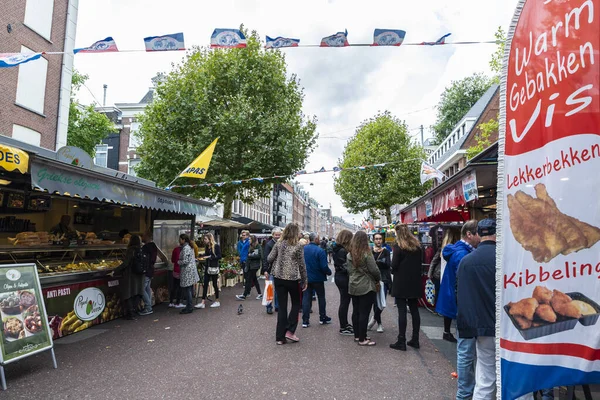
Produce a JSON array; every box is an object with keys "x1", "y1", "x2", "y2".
[
  {"x1": 499, "y1": 0, "x2": 600, "y2": 398},
  {"x1": 0, "y1": 264, "x2": 52, "y2": 363}
]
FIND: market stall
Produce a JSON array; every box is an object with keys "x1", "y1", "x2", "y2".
[{"x1": 0, "y1": 143, "x2": 211, "y2": 339}]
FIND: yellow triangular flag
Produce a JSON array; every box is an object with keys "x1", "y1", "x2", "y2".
[{"x1": 178, "y1": 138, "x2": 219, "y2": 179}]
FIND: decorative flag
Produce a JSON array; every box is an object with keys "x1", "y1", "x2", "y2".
[
  {"x1": 320, "y1": 30, "x2": 349, "y2": 47},
  {"x1": 265, "y1": 36, "x2": 300, "y2": 49},
  {"x1": 210, "y1": 29, "x2": 247, "y2": 48},
  {"x1": 144, "y1": 33, "x2": 185, "y2": 52},
  {"x1": 0, "y1": 52, "x2": 41, "y2": 68},
  {"x1": 420, "y1": 161, "x2": 445, "y2": 184},
  {"x1": 372, "y1": 29, "x2": 406, "y2": 46},
  {"x1": 317, "y1": 167, "x2": 326, "y2": 173},
  {"x1": 421, "y1": 33, "x2": 451, "y2": 46},
  {"x1": 176, "y1": 138, "x2": 219, "y2": 181},
  {"x1": 232, "y1": 180, "x2": 242, "y2": 185},
  {"x1": 296, "y1": 170, "x2": 307, "y2": 175},
  {"x1": 74, "y1": 37, "x2": 118, "y2": 54},
  {"x1": 252, "y1": 178, "x2": 264, "y2": 183},
  {"x1": 333, "y1": 166, "x2": 342, "y2": 172}
]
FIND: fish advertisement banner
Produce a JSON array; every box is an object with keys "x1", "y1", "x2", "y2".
[{"x1": 498, "y1": 0, "x2": 600, "y2": 398}]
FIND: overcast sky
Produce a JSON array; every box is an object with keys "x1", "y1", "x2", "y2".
[{"x1": 73, "y1": 0, "x2": 518, "y2": 224}]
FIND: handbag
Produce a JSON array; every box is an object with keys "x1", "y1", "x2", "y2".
[
  {"x1": 376, "y1": 281, "x2": 387, "y2": 310},
  {"x1": 425, "y1": 278, "x2": 436, "y2": 306},
  {"x1": 207, "y1": 265, "x2": 219, "y2": 275}
]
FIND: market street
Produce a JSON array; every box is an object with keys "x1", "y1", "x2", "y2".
[{"x1": 4, "y1": 280, "x2": 458, "y2": 399}]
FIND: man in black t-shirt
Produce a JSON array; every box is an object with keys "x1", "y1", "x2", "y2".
[{"x1": 140, "y1": 232, "x2": 168, "y2": 315}]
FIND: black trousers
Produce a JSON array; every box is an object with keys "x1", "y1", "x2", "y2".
[
  {"x1": 334, "y1": 272, "x2": 352, "y2": 329},
  {"x1": 183, "y1": 285, "x2": 194, "y2": 311},
  {"x1": 274, "y1": 278, "x2": 301, "y2": 342},
  {"x1": 396, "y1": 297, "x2": 420, "y2": 342},
  {"x1": 202, "y1": 273, "x2": 219, "y2": 299},
  {"x1": 171, "y1": 277, "x2": 182, "y2": 304},
  {"x1": 243, "y1": 269, "x2": 262, "y2": 296},
  {"x1": 351, "y1": 291, "x2": 376, "y2": 341}
]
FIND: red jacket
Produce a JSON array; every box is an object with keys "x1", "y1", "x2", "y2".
[{"x1": 171, "y1": 247, "x2": 181, "y2": 277}]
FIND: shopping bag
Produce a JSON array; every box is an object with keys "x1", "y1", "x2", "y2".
[
  {"x1": 425, "y1": 278, "x2": 436, "y2": 307},
  {"x1": 376, "y1": 281, "x2": 386, "y2": 310},
  {"x1": 262, "y1": 280, "x2": 274, "y2": 306}
]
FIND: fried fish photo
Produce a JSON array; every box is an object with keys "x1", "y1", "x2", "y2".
[{"x1": 507, "y1": 184, "x2": 600, "y2": 263}]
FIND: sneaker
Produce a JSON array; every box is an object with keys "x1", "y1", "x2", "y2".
[
  {"x1": 407, "y1": 339, "x2": 420, "y2": 349},
  {"x1": 302, "y1": 322, "x2": 310, "y2": 328},
  {"x1": 319, "y1": 316, "x2": 332, "y2": 325},
  {"x1": 390, "y1": 341, "x2": 407, "y2": 351},
  {"x1": 367, "y1": 317, "x2": 376, "y2": 331},
  {"x1": 285, "y1": 332, "x2": 299, "y2": 342},
  {"x1": 139, "y1": 310, "x2": 153, "y2": 316},
  {"x1": 339, "y1": 328, "x2": 354, "y2": 336},
  {"x1": 174, "y1": 303, "x2": 185, "y2": 309},
  {"x1": 179, "y1": 309, "x2": 193, "y2": 314},
  {"x1": 210, "y1": 301, "x2": 220, "y2": 308},
  {"x1": 194, "y1": 303, "x2": 205, "y2": 309},
  {"x1": 345, "y1": 324, "x2": 354, "y2": 333},
  {"x1": 377, "y1": 324, "x2": 384, "y2": 333},
  {"x1": 312, "y1": 295, "x2": 317, "y2": 301},
  {"x1": 168, "y1": 303, "x2": 175, "y2": 308},
  {"x1": 443, "y1": 332, "x2": 458, "y2": 343},
  {"x1": 236, "y1": 295, "x2": 246, "y2": 301},
  {"x1": 256, "y1": 294, "x2": 263, "y2": 300}
]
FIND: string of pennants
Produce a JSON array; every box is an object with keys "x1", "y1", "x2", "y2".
[
  {"x1": 0, "y1": 28, "x2": 500, "y2": 68},
  {"x1": 165, "y1": 158, "x2": 424, "y2": 190}
]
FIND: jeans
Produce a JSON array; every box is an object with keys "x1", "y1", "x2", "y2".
[
  {"x1": 243, "y1": 269, "x2": 261, "y2": 297},
  {"x1": 142, "y1": 276, "x2": 153, "y2": 312},
  {"x1": 351, "y1": 291, "x2": 376, "y2": 341},
  {"x1": 302, "y1": 282, "x2": 326, "y2": 323},
  {"x1": 274, "y1": 278, "x2": 301, "y2": 342},
  {"x1": 266, "y1": 275, "x2": 279, "y2": 312},
  {"x1": 396, "y1": 297, "x2": 420, "y2": 342},
  {"x1": 183, "y1": 285, "x2": 194, "y2": 311},
  {"x1": 538, "y1": 389, "x2": 554, "y2": 400},
  {"x1": 456, "y1": 336, "x2": 477, "y2": 400},
  {"x1": 474, "y1": 336, "x2": 496, "y2": 400},
  {"x1": 334, "y1": 272, "x2": 352, "y2": 329},
  {"x1": 202, "y1": 273, "x2": 219, "y2": 299}
]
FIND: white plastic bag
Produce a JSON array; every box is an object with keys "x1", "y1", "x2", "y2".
[
  {"x1": 262, "y1": 280, "x2": 273, "y2": 306},
  {"x1": 376, "y1": 281, "x2": 386, "y2": 310}
]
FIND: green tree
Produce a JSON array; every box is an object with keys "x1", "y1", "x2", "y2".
[
  {"x1": 334, "y1": 112, "x2": 426, "y2": 222},
  {"x1": 67, "y1": 70, "x2": 115, "y2": 156},
  {"x1": 136, "y1": 28, "x2": 317, "y2": 219},
  {"x1": 431, "y1": 72, "x2": 493, "y2": 145},
  {"x1": 490, "y1": 27, "x2": 507, "y2": 83}
]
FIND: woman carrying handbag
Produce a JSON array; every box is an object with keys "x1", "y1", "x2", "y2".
[
  {"x1": 196, "y1": 233, "x2": 221, "y2": 309},
  {"x1": 369, "y1": 233, "x2": 391, "y2": 333}
]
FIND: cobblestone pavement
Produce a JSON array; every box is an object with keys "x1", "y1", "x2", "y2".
[{"x1": 4, "y1": 279, "x2": 459, "y2": 399}]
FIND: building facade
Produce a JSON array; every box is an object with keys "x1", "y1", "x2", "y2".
[
  {"x1": 0, "y1": 0, "x2": 78, "y2": 150},
  {"x1": 272, "y1": 183, "x2": 293, "y2": 228},
  {"x1": 232, "y1": 189, "x2": 273, "y2": 226}
]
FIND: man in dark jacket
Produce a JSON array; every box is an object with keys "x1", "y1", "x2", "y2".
[
  {"x1": 261, "y1": 228, "x2": 281, "y2": 314},
  {"x1": 457, "y1": 219, "x2": 496, "y2": 400},
  {"x1": 302, "y1": 233, "x2": 332, "y2": 327}
]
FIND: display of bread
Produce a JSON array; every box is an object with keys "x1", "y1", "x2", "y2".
[
  {"x1": 8, "y1": 232, "x2": 49, "y2": 246},
  {"x1": 507, "y1": 286, "x2": 598, "y2": 330},
  {"x1": 508, "y1": 184, "x2": 600, "y2": 262}
]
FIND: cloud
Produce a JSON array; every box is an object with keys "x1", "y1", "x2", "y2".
[{"x1": 73, "y1": 0, "x2": 519, "y2": 222}]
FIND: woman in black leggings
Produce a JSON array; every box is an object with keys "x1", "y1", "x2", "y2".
[
  {"x1": 332, "y1": 230, "x2": 354, "y2": 336},
  {"x1": 195, "y1": 233, "x2": 221, "y2": 309}
]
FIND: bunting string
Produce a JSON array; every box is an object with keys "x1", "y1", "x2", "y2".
[{"x1": 165, "y1": 158, "x2": 424, "y2": 190}]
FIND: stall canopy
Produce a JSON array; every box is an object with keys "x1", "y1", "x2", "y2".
[
  {"x1": 196, "y1": 215, "x2": 246, "y2": 228},
  {"x1": 30, "y1": 158, "x2": 211, "y2": 216},
  {"x1": 231, "y1": 216, "x2": 274, "y2": 233}
]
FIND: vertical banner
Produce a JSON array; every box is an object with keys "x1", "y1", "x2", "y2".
[
  {"x1": 462, "y1": 172, "x2": 478, "y2": 202},
  {"x1": 498, "y1": 0, "x2": 600, "y2": 398}
]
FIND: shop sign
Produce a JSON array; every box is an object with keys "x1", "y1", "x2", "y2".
[
  {"x1": 0, "y1": 264, "x2": 52, "y2": 363},
  {"x1": 0, "y1": 145, "x2": 29, "y2": 174},
  {"x1": 499, "y1": 0, "x2": 600, "y2": 398},
  {"x1": 425, "y1": 199, "x2": 433, "y2": 217},
  {"x1": 462, "y1": 173, "x2": 478, "y2": 202},
  {"x1": 73, "y1": 288, "x2": 105, "y2": 322},
  {"x1": 411, "y1": 208, "x2": 417, "y2": 222},
  {"x1": 57, "y1": 146, "x2": 93, "y2": 169}
]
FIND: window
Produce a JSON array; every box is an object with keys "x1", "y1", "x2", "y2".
[
  {"x1": 24, "y1": 0, "x2": 54, "y2": 40},
  {"x1": 15, "y1": 46, "x2": 48, "y2": 115},
  {"x1": 12, "y1": 124, "x2": 41, "y2": 146},
  {"x1": 128, "y1": 159, "x2": 141, "y2": 176},
  {"x1": 129, "y1": 123, "x2": 142, "y2": 148},
  {"x1": 94, "y1": 145, "x2": 108, "y2": 168}
]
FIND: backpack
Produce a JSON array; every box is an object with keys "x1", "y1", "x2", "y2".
[{"x1": 132, "y1": 247, "x2": 150, "y2": 275}]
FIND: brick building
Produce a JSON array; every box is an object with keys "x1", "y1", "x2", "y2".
[{"x1": 0, "y1": 0, "x2": 78, "y2": 150}]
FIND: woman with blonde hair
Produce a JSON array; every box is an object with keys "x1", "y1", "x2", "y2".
[
  {"x1": 389, "y1": 225, "x2": 423, "y2": 351},
  {"x1": 267, "y1": 223, "x2": 308, "y2": 345},
  {"x1": 195, "y1": 233, "x2": 221, "y2": 309},
  {"x1": 333, "y1": 229, "x2": 354, "y2": 335},
  {"x1": 348, "y1": 231, "x2": 381, "y2": 346}
]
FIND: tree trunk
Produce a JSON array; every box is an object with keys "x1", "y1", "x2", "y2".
[
  {"x1": 385, "y1": 206, "x2": 392, "y2": 225},
  {"x1": 223, "y1": 191, "x2": 234, "y2": 219},
  {"x1": 221, "y1": 191, "x2": 237, "y2": 255}
]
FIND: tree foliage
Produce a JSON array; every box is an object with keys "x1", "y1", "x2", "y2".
[
  {"x1": 490, "y1": 27, "x2": 507, "y2": 83},
  {"x1": 136, "y1": 29, "x2": 317, "y2": 218},
  {"x1": 466, "y1": 118, "x2": 498, "y2": 160},
  {"x1": 334, "y1": 112, "x2": 426, "y2": 221},
  {"x1": 67, "y1": 70, "x2": 115, "y2": 156},
  {"x1": 431, "y1": 72, "x2": 493, "y2": 145}
]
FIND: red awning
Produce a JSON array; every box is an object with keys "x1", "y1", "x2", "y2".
[{"x1": 401, "y1": 182, "x2": 467, "y2": 223}]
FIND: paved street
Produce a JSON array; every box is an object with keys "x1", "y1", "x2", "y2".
[{"x1": 4, "y1": 279, "x2": 459, "y2": 399}]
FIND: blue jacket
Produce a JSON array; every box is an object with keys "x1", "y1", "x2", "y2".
[
  {"x1": 435, "y1": 240, "x2": 473, "y2": 319},
  {"x1": 303, "y1": 243, "x2": 332, "y2": 283},
  {"x1": 457, "y1": 241, "x2": 496, "y2": 338},
  {"x1": 237, "y1": 239, "x2": 250, "y2": 263}
]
